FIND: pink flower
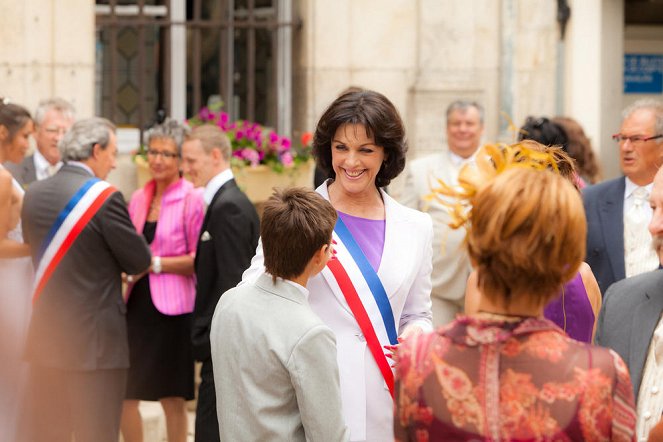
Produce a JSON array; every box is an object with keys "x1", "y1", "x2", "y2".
[
  {"x1": 243, "y1": 149, "x2": 260, "y2": 166},
  {"x1": 268, "y1": 131, "x2": 279, "y2": 144},
  {"x1": 280, "y1": 137, "x2": 291, "y2": 150},
  {"x1": 199, "y1": 107, "x2": 215, "y2": 121},
  {"x1": 235, "y1": 130, "x2": 245, "y2": 140},
  {"x1": 281, "y1": 151, "x2": 294, "y2": 166}
]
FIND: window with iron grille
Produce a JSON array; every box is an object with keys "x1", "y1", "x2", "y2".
[{"x1": 95, "y1": 0, "x2": 293, "y2": 136}]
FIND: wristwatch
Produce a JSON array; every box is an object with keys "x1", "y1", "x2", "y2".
[{"x1": 152, "y1": 256, "x2": 162, "y2": 274}]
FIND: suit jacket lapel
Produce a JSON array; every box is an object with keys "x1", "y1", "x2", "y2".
[
  {"x1": 25, "y1": 155, "x2": 37, "y2": 183},
  {"x1": 377, "y1": 191, "x2": 413, "y2": 299},
  {"x1": 629, "y1": 271, "x2": 663, "y2": 397},
  {"x1": 599, "y1": 177, "x2": 625, "y2": 282},
  {"x1": 195, "y1": 178, "x2": 236, "y2": 267}
]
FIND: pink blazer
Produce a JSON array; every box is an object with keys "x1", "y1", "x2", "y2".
[{"x1": 127, "y1": 178, "x2": 205, "y2": 315}]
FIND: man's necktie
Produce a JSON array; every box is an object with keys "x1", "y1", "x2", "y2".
[{"x1": 625, "y1": 187, "x2": 658, "y2": 278}]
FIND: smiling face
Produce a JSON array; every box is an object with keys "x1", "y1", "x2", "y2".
[
  {"x1": 619, "y1": 108, "x2": 663, "y2": 186},
  {"x1": 147, "y1": 137, "x2": 181, "y2": 185},
  {"x1": 447, "y1": 107, "x2": 484, "y2": 159},
  {"x1": 181, "y1": 138, "x2": 217, "y2": 188},
  {"x1": 4, "y1": 119, "x2": 34, "y2": 164},
  {"x1": 331, "y1": 123, "x2": 385, "y2": 197}
]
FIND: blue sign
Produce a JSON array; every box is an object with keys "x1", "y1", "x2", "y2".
[{"x1": 624, "y1": 54, "x2": 663, "y2": 94}]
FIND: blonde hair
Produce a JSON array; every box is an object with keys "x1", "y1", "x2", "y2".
[{"x1": 187, "y1": 125, "x2": 231, "y2": 160}]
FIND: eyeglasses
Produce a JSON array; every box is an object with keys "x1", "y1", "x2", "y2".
[
  {"x1": 43, "y1": 126, "x2": 68, "y2": 136},
  {"x1": 611, "y1": 133, "x2": 663, "y2": 144},
  {"x1": 147, "y1": 149, "x2": 179, "y2": 159}
]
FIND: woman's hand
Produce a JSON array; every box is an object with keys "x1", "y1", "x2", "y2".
[
  {"x1": 122, "y1": 269, "x2": 149, "y2": 285},
  {"x1": 384, "y1": 325, "x2": 425, "y2": 361}
]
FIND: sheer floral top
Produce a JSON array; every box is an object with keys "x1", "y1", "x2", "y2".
[{"x1": 394, "y1": 316, "x2": 637, "y2": 442}]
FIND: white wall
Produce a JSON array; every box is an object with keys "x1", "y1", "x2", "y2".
[{"x1": 0, "y1": 0, "x2": 95, "y2": 117}]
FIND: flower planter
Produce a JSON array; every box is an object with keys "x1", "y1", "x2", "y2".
[{"x1": 232, "y1": 160, "x2": 315, "y2": 203}]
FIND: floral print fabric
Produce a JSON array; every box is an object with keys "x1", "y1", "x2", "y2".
[{"x1": 394, "y1": 316, "x2": 636, "y2": 442}]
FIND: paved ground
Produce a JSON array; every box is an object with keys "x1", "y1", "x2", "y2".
[{"x1": 122, "y1": 401, "x2": 196, "y2": 442}]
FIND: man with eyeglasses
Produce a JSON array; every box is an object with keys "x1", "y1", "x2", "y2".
[
  {"x1": 583, "y1": 98, "x2": 663, "y2": 296},
  {"x1": 4, "y1": 97, "x2": 75, "y2": 186}
]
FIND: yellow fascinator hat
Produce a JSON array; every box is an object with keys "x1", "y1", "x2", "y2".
[{"x1": 424, "y1": 141, "x2": 562, "y2": 231}]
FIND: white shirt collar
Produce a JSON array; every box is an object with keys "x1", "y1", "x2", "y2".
[
  {"x1": 448, "y1": 150, "x2": 477, "y2": 168},
  {"x1": 203, "y1": 168, "x2": 234, "y2": 206},
  {"x1": 66, "y1": 161, "x2": 95, "y2": 177},
  {"x1": 624, "y1": 176, "x2": 654, "y2": 199},
  {"x1": 33, "y1": 150, "x2": 62, "y2": 180}
]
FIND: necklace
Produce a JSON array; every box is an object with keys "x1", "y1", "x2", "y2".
[{"x1": 148, "y1": 196, "x2": 161, "y2": 219}]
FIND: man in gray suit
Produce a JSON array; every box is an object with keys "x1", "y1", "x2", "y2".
[
  {"x1": 584, "y1": 99, "x2": 663, "y2": 295},
  {"x1": 21, "y1": 117, "x2": 151, "y2": 442},
  {"x1": 210, "y1": 188, "x2": 348, "y2": 441},
  {"x1": 4, "y1": 97, "x2": 75, "y2": 187},
  {"x1": 399, "y1": 100, "x2": 483, "y2": 325},
  {"x1": 596, "y1": 165, "x2": 663, "y2": 441}
]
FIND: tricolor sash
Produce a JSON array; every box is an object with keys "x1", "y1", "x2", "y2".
[
  {"x1": 32, "y1": 178, "x2": 116, "y2": 303},
  {"x1": 326, "y1": 216, "x2": 397, "y2": 397}
]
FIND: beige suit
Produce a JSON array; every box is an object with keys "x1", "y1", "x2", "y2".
[
  {"x1": 399, "y1": 151, "x2": 473, "y2": 326},
  {"x1": 210, "y1": 274, "x2": 349, "y2": 442}
]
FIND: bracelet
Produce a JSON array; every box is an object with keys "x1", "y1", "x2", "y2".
[{"x1": 152, "y1": 256, "x2": 162, "y2": 274}]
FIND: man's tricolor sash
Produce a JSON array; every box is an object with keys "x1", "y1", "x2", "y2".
[
  {"x1": 32, "y1": 178, "x2": 115, "y2": 304},
  {"x1": 326, "y1": 216, "x2": 398, "y2": 397}
]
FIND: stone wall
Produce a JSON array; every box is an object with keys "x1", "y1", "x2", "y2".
[{"x1": 0, "y1": 0, "x2": 95, "y2": 117}]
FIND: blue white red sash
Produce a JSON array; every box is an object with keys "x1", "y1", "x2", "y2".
[
  {"x1": 326, "y1": 216, "x2": 397, "y2": 397},
  {"x1": 32, "y1": 178, "x2": 116, "y2": 303}
]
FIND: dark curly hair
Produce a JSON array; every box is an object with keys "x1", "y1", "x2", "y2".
[
  {"x1": 312, "y1": 90, "x2": 407, "y2": 188},
  {"x1": 518, "y1": 116, "x2": 568, "y2": 149}
]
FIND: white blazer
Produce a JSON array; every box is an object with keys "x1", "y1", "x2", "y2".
[{"x1": 242, "y1": 182, "x2": 433, "y2": 441}]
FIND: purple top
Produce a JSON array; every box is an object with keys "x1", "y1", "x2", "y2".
[
  {"x1": 337, "y1": 211, "x2": 385, "y2": 272},
  {"x1": 543, "y1": 272, "x2": 595, "y2": 343}
]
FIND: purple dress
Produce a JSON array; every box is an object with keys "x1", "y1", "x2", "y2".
[
  {"x1": 337, "y1": 211, "x2": 385, "y2": 271},
  {"x1": 543, "y1": 272, "x2": 595, "y2": 343}
]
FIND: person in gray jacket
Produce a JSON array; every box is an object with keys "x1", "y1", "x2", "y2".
[{"x1": 210, "y1": 187, "x2": 349, "y2": 442}]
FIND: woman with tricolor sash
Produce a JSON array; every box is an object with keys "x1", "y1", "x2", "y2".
[{"x1": 242, "y1": 89, "x2": 434, "y2": 441}]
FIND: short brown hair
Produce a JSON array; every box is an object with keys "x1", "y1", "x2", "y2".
[
  {"x1": 187, "y1": 125, "x2": 231, "y2": 160},
  {"x1": 468, "y1": 168, "x2": 586, "y2": 308},
  {"x1": 261, "y1": 187, "x2": 337, "y2": 281},
  {"x1": 313, "y1": 90, "x2": 407, "y2": 187}
]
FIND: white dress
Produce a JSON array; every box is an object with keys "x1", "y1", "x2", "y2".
[{"x1": 0, "y1": 169, "x2": 33, "y2": 442}]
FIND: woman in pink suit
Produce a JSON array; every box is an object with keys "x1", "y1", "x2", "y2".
[{"x1": 121, "y1": 119, "x2": 205, "y2": 442}]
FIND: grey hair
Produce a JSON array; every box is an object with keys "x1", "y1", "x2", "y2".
[
  {"x1": 446, "y1": 100, "x2": 485, "y2": 125},
  {"x1": 622, "y1": 99, "x2": 663, "y2": 144},
  {"x1": 143, "y1": 118, "x2": 190, "y2": 154},
  {"x1": 59, "y1": 117, "x2": 116, "y2": 162},
  {"x1": 34, "y1": 97, "x2": 76, "y2": 126}
]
